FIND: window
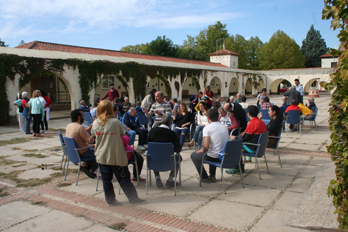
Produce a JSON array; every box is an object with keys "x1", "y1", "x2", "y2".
[
  {"x1": 102, "y1": 75, "x2": 114, "y2": 89},
  {"x1": 331, "y1": 62, "x2": 337, "y2": 68},
  {"x1": 311, "y1": 81, "x2": 317, "y2": 88},
  {"x1": 211, "y1": 78, "x2": 216, "y2": 87}
]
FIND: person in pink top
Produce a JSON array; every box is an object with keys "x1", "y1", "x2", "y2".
[
  {"x1": 101, "y1": 83, "x2": 119, "y2": 102},
  {"x1": 121, "y1": 135, "x2": 145, "y2": 182}
]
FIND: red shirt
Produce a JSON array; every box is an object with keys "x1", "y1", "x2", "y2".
[
  {"x1": 204, "y1": 91, "x2": 214, "y2": 105},
  {"x1": 285, "y1": 105, "x2": 300, "y2": 113},
  {"x1": 245, "y1": 117, "x2": 268, "y2": 135},
  {"x1": 101, "y1": 89, "x2": 119, "y2": 101}
]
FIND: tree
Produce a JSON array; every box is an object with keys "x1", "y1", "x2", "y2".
[
  {"x1": 18, "y1": 40, "x2": 26, "y2": 46},
  {"x1": 258, "y1": 30, "x2": 306, "y2": 70},
  {"x1": 120, "y1": 43, "x2": 147, "y2": 54},
  {"x1": 0, "y1": 39, "x2": 8, "y2": 47},
  {"x1": 144, "y1": 36, "x2": 179, "y2": 57},
  {"x1": 177, "y1": 35, "x2": 209, "y2": 61},
  {"x1": 301, "y1": 25, "x2": 328, "y2": 67},
  {"x1": 246, "y1": 36, "x2": 263, "y2": 70}
]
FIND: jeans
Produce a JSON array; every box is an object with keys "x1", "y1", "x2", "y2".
[
  {"x1": 41, "y1": 111, "x2": 48, "y2": 131},
  {"x1": 99, "y1": 164, "x2": 140, "y2": 204},
  {"x1": 127, "y1": 130, "x2": 136, "y2": 145},
  {"x1": 32, "y1": 114, "x2": 42, "y2": 134},
  {"x1": 135, "y1": 128, "x2": 148, "y2": 146},
  {"x1": 191, "y1": 151, "x2": 220, "y2": 179},
  {"x1": 25, "y1": 116, "x2": 32, "y2": 133},
  {"x1": 128, "y1": 151, "x2": 144, "y2": 178},
  {"x1": 174, "y1": 127, "x2": 190, "y2": 147},
  {"x1": 192, "y1": 125, "x2": 204, "y2": 148},
  {"x1": 18, "y1": 114, "x2": 26, "y2": 132},
  {"x1": 81, "y1": 148, "x2": 98, "y2": 172}
]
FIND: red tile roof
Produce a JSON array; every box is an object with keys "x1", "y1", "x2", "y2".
[
  {"x1": 209, "y1": 49, "x2": 239, "y2": 56},
  {"x1": 16, "y1": 41, "x2": 226, "y2": 68},
  {"x1": 320, "y1": 53, "x2": 339, "y2": 58}
]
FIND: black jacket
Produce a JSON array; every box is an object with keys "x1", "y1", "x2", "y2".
[
  {"x1": 230, "y1": 103, "x2": 247, "y2": 131},
  {"x1": 148, "y1": 127, "x2": 182, "y2": 153},
  {"x1": 284, "y1": 89, "x2": 303, "y2": 105}
]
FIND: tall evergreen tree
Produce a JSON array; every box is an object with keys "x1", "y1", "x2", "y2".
[
  {"x1": 144, "y1": 36, "x2": 179, "y2": 57},
  {"x1": 301, "y1": 25, "x2": 328, "y2": 67}
]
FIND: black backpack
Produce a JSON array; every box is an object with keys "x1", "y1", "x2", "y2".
[{"x1": 18, "y1": 105, "x2": 24, "y2": 113}]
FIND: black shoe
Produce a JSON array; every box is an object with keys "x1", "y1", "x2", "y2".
[
  {"x1": 201, "y1": 177, "x2": 211, "y2": 183},
  {"x1": 165, "y1": 180, "x2": 179, "y2": 187},
  {"x1": 130, "y1": 198, "x2": 147, "y2": 205},
  {"x1": 107, "y1": 200, "x2": 121, "y2": 206},
  {"x1": 82, "y1": 166, "x2": 96, "y2": 179},
  {"x1": 292, "y1": 128, "x2": 298, "y2": 132},
  {"x1": 209, "y1": 176, "x2": 216, "y2": 182},
  {"x1": 26, "y1": 132, "x2": 33, "y2": 134},
  {"x1": 156, "y1": 178, "x2": 163, "y2": 189}
]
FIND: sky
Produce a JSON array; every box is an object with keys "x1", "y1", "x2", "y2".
[{"x1": 0, "y1": 0, "x2": 340, "y2": 51}]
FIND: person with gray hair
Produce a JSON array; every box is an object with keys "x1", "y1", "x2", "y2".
[
  {"x1": 234, "y1": 93, "x2": 242, "y2": 104},
  {"x1": 21, "y1": 91, "x2": 32, "y2": 134},
  {"x1": 12, "y1": 92, "x2": 25, "y2": 132},
  {"x1": 144, "y1": 91, "x2": 172, "y2": 127},
  {"x1": 122, "y1": 107, "x2": 148, "y2": 150},
  {"x1": 284, "y1": 85, "x2": 303, "y2": 106},
  {"x1": 147, "y1": 114, "x2": 182, "y2": 188}
]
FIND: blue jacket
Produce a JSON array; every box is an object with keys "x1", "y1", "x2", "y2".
[{"x1": 122, "y1": 112, "x2": 140, "y2": 130}]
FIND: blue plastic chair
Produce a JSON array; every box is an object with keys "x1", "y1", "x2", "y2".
[
  {"x1": 244, "y1": 109, "x2": 249, "y2": 122},
  {"x1": 268, "y1": 128, "x2": 282, "y2": 168},
  {"x1": 200, "y1": 139, "x2": 245, "y2": 194},
  {"x1": 58, "y1": 131, "x2": 68, "y2": 174},
  {"x1": 243, "y1": 131, "x2": 269, "y2": 180},
  {"x1": 285, "y1": 110, "x2": 301, "y2": 135},
  {"x1": 63, "y1": 136, "x2": 96, "y2": 186},
  {"x1": 137, "y1": 110, "x2": 149, "y2": 126},
  {"x1": 259, "y1": 109, "x2": 271, "y2": 120},
  {"x1": 303, "y1": 107, "x2": 318, "y2": 131},
  {"x1": 145, "y1": 142, "x2": 181, "y2": 196},
  {"x1": 84, "y1": 112, "x2": 93, "y2": 125}
]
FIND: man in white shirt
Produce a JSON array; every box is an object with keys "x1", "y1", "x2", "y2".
[
  {"x1": 294, "y1": 78, "x2": 304, "y2": 96},
  {"x1": 190, "y1": 108, "x2": 229, "y2": 182}
]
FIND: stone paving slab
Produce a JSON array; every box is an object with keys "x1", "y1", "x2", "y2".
[
  {"x1": 272, "y1": 191, "x2": 306, "y2": 212},
  {"x1": 287, "y1": 177, "x2": 314, "y2": 193},
  {"x1": 1, "y1": 164, "x2": 37, "y2": 174},
  {"x1": 242, "y1": 172, "x2": 294, "y2": 189},
  {"x1": 17, "y1": 168, "x2": 60, "y2": 180}
]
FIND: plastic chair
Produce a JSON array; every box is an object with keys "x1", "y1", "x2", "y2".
[
  {"x1": 285, "y1": 110, "x2": 301, "y2": 135},
  {"x1": 137, "y1": 110, "x2": 149, "y2": 127},
  {"x1": 244, "y1": 109, "x2": 249, "y2": 122},
  {"x1": 200, "y1": 139, "x2": 245, "y2": 194},
  {"x1": 63, "y1": 136, "x2": 96, "y2": 186},
  {"x1": 243, "y1": 131, "x2": 269, "y2": 180},
  {"x1": 259, "y1": 109, "x2": 271, "y2": 120},
  {"x1": 268, "y1": 128, "x2": 282, "y2": 168},
  {"x1": 303, "y1": 107, "x2": 318, "y2": 131},
  {"x1": 83, "y1": 112, "x2": 93, "y2": 125},
  {"x1": 58, "y1": 131, "x2": 68, "y2": 174},
  {"x1": 145, "y1": 142, "x2": 181, "y2": 196}
]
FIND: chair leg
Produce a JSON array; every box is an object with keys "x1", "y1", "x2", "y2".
[
  {"x1": 314, "y1": 121, "x2": 318, "y2": 132},
  {"x1": 146, "y1": 168, "x2": 149, "y2": 195},
  {"x1": 264, "y1": 154, "x2": 270, "y2": 174},
  {"x1": 64, "y1": 160, "x2": 70, "y2": 181},
  {"x1": 135, "y1": 162, "x2": 139, "y2": 186},
  {"x1": 277, "y1": 148, "x2": 282, "y2": 168},
  {"x1": 255, "y1": 157, "x2": 262, "y2": 180},
  {"x1": 221, "y1": 168, "x2": 223, "y2": 181},
  {"x1": 240, "y1": 169, "x2": 245, "y2": 188},
  {"x1": 96, "y1": 165, "x2": 100, "y2": 191},
  {"x1": 200, "y1": 160, "x2": 204, "y2": 187},
  {"x1": 179, "y1": 163, "x2": 182, "y2": 186},
  {"x1": 76, "y1": 162, "x2": 81, "y2": 186},
  {"x1": 222, "y1": 169, "x2": 226, "y2": 194},
  {"x1": 174, "y1": 161, "x2": 177, "y2": 196}
]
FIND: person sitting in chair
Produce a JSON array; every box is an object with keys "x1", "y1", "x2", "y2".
[{"x1": 123, "y1": 107, "x2": 148, "y2": 150}]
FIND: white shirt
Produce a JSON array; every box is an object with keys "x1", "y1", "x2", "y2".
[
  {"x1": 203, "y1": 122, "x2": 229, "y2": 158},
  {"x1": 296, "y1": 85, "x2": 304, "y2": 96},
  {"x1": 197, "y1": 112, "x2": 209, "y2": 126},
  {"x1": 240, "y1": 102, "x2": 249, "y2": 109}
]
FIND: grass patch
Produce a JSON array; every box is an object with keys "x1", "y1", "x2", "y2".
[
  {"x1": 0, "y1": 137, "x2": 45, "y2": 146},
  {"x1": 0, "y1": 188, "x2": 9, "y2": 197},
  {"x1": 109, "y1": 222, "x2": 127, "y2": 230},
  {"x1": 57, "y1": 182, "x2": 71, "y2": 187},
  {"x1": 0, "y1": 171, "x2": 52, "y2": 188},
  {"x1": 12, "y1": 147, "x2": 21, "y2": 150},
  {"x1": 12, "y1": 163, "x2": 27, "y2": 168},
  {"x1": 50, "y1": 172, "x2": 63, "y2": 178},
  {"x1": 0, "y1": 156, "x2": 26, "y2": 166},
  {"x1": 22, "y1": 153, "x2": 47, "y2": 159},
  {"x1": 23, "y1": 149, "x2": 37, "y2": 152},
  {"x1": 31, "y1": 201, "x2": 46, "y2": 206}
]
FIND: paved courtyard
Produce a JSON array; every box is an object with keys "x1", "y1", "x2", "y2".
[{"x1": 0, "y1": 94, "x2": 340, "y2": 231}]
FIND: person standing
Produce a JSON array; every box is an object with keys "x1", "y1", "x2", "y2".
[
  {"x1": 284, "y1": 86, "x2": 303, "y2": 105},
  {"x1": 204, "y1": 86, "x2": 214, "y2": 109},
  {"x1": 256, "y1": 88, "x2": 268, "y2": 109},
  {"x1": 141, "y1": 89, "x2": 157, "y2": 111},
  {"x1": 40, "y1": 90, "x2": 52, "y2": 134},
  {"x1": 101, "y1": 83, "x2": 119, "y2": 102},
  {"x1": 144, "y1": 91, "x2": 172, "y2": 127},
  {"x1": 294, "y1": 79, "x2": 304, "y2": 96},
  {"x1": 21, "y1": 92, "x2": 32, "y2": 135},
  {"x1": 92, "y1": 100, "x2": 146, "y2": 205},
  {"x1": 28, "y1": 90, "x2": 44, "y2": 137},
  {"x1": 13, "y1": 93, "x2": 25, "y2": 132}
]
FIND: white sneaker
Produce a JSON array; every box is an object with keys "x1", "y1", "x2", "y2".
[
  {"x1": 45, "y1": 130, "x2": 49, "y2": 134},
  {"x1": 40, "y1": 130, "x2": 44, "y2": 134},
  {"x1": 137, "y1": 145, "x2": 146, "y2": 150}
]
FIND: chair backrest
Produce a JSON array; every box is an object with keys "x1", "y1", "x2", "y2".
[
  {"x1": 286, "y1": 110, "x2": 301, "y2": 124},
  {"x1": 260, "y1": 109, "x2": 271, "y2": 120},
  {"x1": 137, "y1": 110, "x2": 149, "y2": 125},
  {"x1": 147, "y1": 142, "x2": 175, "y2": 172},
  {"x1": 84, "y1": 112, "x2": 93, "y2": 125},
  {"x1": 221, "y1": 139, "x2": 243, "y2": 169},
  {"x1": 310, "y1": 107, "x2": 318, "y2": 120},
  {"x1": 256, "y1": 131, "x2": 269, "y2": 158},
  {"x1": 273, "y1": 127, "x2": 282, "y2": 149},
  {"x1": 244, "y1": 109, "x2": 249, "y2": 122},
  {"x1": 58, "y1": 131, "x2": 66, "y2": 155},
  {"x1": 63, "y1": 136, "x2": 81, "y2": 164}
]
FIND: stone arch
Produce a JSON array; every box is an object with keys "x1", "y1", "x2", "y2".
[
  {"x1": 208, "y1": 76, "x2": 222, "y2": 95},
  {"x1": 182, "y1": 76, "x2": 200, "y2": 98},
  {"x1": 269, "y1": 78, "x2": 291, "y2": 94},
  {"x1": 245, "y1": 79, "x2": 252, "y2": 94},
  {"x1": 303, "y1": 78, "x2": 320, "y2": 93},
  {"x1": 229, "y1": 77, "x2": 240, "y2": 95},
  {"x1": 257, "y1": 79, "x2": 265, "y2": 92}
]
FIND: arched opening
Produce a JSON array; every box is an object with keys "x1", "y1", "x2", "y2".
[
  {"x1": 270, "y1": 79, "x2": 291, "y2": 95},
  {"x1": 182, "y1": 77, "x2": 200, "y2": 98},
  {"x1": 245, "y1": 79, "x2": 252, "y2": 94},
  {"x1": 304, "y1": 78, "x2": 320, "y2": 94},
  {"x1": 209, "y1": 77, "x2": 222, "y2": 95},
  {"x1": 229, "y1": 77, "x2": 240, "y2": 95},
  {"x1": 257, "y1": 79, "x2": 265, "y2": 92}
]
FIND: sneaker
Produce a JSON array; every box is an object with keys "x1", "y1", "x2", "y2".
[
  {"x1": 137, "y1": 145, "x2": 146, "y2": 150},
  {"x1": 209, "y1": 176, "x2": 216, "y2": 182},
  {"x1": 132, "y1": 177, "x2": 146, "y2": 182},
  {"x1": 81, "y1": 166, "x2": 96, "y2": 179},
  {"x1": 225, "y1": 168, "x2": 240, "y2": 174},
  {"x1": 156, "y1": 178, "x2": 163, "y2": 189},
  {"x1": 26, "y1": 132, "x2": 33, "y2": 135},
  {"x1": 107, "y1": 200, "x2": 121, "y2": 206},
  {"x1": 45, "y1": 130, "x2": 49, "y2": 134},
  {"x1": 201, "y1": 177, "x2": 212, "y2": 183},
  {"x1": 130, "y1": 198, "x2": 147, "y2": 205},
  {"x1": 40, "y1": 130, "x2": 45, "y2": 134},
  {"x1": 165, "y1": 180, "x2": 179, "y2": 187}
]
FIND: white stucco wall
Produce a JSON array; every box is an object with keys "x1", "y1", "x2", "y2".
[
  {"x1": 210, "y1": 55, "x2": 239, "y2": 68},
  {"x1": 321, "y1": 57, "x2": 338, "y2": 68}
]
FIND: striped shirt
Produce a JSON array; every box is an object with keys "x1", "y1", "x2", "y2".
[{"x1": 146, "y1": 101, "x2": 172, "y2": 126}]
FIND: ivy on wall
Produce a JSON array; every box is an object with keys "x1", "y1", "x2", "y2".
[{"x1": 0, "y1": 54, "x2": 203, "y2": 124}]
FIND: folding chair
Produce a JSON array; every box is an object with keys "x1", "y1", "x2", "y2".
[
  {"x1": 83, "y1": 112, "x2": 93, "y2": 125},
  {"x1": 243, "y1": 131, "x2": 269, "y2": 180},
  {"x1": 58, "y1": 131, "x2": 68, "y2": 174},
  {"x1": 285, "y1": 110, "x2": 301, "y2": 135},
  {"x1": 303, "y1": 107, "x2": 318, "y2": 131},
  {"x1": 268, "y1": 128, "x2": 282, "y2": 168},
  {"x1": 200, "y1": 139, "x2": 245, "y2": 194},
  {"x1": 63, "y1": 136, "x2": 96, "y2": 186},
  {"x1": 145, "y1": 142, "x2": 181, "y2": 196}
]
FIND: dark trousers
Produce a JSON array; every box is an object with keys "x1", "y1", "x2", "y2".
[
  {"x1": 41, "y1": 111, "x2": 48, "y2": 131},
  {"x1": 191, "y1": 151, "x2": 220, "y2": 179},
  {"x1": 81, "y1": 148, "x2": 98, "y2": 172},
  {"x1": 25, "y1": 116, "x2": 32, "y2": 133},
  {"x1": 32, "y1": 114, "x2": 42, "y2": 134},
  {"x1": 99, "y1": 164, "x2": 139, "y2": 204},
  {"x1": 154, "y1": 155, "x2": 182, "y2": 178},
  {"x1": 135, "y1": 128, "x2": 148, "y2": 146},
  {"x1": 128, "y1": 151, "x2": 144, "y2": 178}
]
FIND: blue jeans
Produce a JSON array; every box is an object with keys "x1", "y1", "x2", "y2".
[
  {"x1": 25, "y1": 116, "x2": 32, "y2": 133},
  {"x1": 192, "y1": 125, "x2": 204, "y2": 148},
  {"x1": 174, "y1": 127, "x2": 190, "y2": 147},
  {"x1": 127, "y1": 130, "x2": 136, "y2": 145}
]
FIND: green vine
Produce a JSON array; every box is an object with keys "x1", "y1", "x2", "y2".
[
  {"x1": 191, "y1": 77, "x2": 201, "y2": 92},
  {"x1": 157, "y1": 75, "x2": 172, "y2": 99}
]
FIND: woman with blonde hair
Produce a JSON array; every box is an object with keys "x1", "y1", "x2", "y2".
[
  {"x1": 92, "y1": 100, "x2": 146, "y2": 206},
  {"x1": 28, "y1": 89, "x2": 44, "y2": 137}
]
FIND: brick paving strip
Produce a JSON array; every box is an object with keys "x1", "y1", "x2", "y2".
[{"x1": 0, "y1": 148, "x2": 332, "y2": 232}]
